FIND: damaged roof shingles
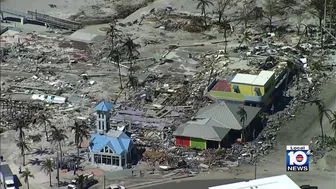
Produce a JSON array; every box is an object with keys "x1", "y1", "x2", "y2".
[
  {"x1": 173, "y1": 118, "x2": 230, "y2": 141},
  {"x1": 195, "y1": 102, "x2": 261, "y2": 130}
]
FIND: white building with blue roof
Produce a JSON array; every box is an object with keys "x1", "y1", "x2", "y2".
[{"x1": 89, "y1": 100, "x2": 134, "y2": 168}]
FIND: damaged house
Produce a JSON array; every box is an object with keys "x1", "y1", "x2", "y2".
[
  {"x1": 207, "y1": 70, "x2": 276, "y2": 108},
  {"x1": 173, "y1": 102, "x2": 261, "y2": 149},
  {"x1": 89, "y1": 100, "x2": 136, "y2": 169}
]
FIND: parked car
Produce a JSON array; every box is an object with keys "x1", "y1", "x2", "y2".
[{"x1": 107, "y1": 184, "x2": 126, "y2": 189}]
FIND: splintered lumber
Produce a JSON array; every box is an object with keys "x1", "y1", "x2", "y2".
[{"x1": 9, "y1": 85, "x2": 56, "y2": 92}]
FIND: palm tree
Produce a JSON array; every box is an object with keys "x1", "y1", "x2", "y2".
[
  {"x1": 50, "y1": 125, "x2": 68, "y2": 163},
  {"x1": 41, "y1": 159, "x2": 54, "y2": 187},
  {"x1": 107, "y1": 21, "x2": 122, "y2": 52},
  {"x1": 32, "y1": 110, "x2": 51, "y2": 141},
  {"x1": 329, "y1": 111, "x2": 336, "y2": 138},
  {"x1": 196, "y1": 0, "x2": 214, "y2": 28},
  {"x1": 237, "y1": 106, "x2": 248, "y2": 142},
  {"x1": 20, "y1": 168, "x2": 34, "y2": 189},
  {"x1": 110, "y1": 48, "x2": 123, "y2": 89},
  {"x1": 123, "y1": 37, "x2": 140, "y2": 86},
  {"x1": 307, "y1": 99, "x2": 332, "y2": 143},
  {"x1": 75, "y1": 174, "x2": 88, "y2": 189},
  {"x1": 220, "y1": 18, "x2": 230, "y2": 54},
  {"x1": 70, "y1": 120, "x2": 91, "y2": 157},
  {"x1": 16, "y1": 140, "x2": 31, "y2": 166},
  {"x1": 13, "y1": 115, "x2": 28, "y2": 142},
  {"x1": 238, "y1": 30, "x2": 251, "y2": 47}
]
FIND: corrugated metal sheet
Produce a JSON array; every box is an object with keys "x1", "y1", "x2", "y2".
[
  {"x1": 175, "y1": 136, "x2": 190, "y2": 147},
  {"x1": 190, "y1": 138, "x2": 206, "y2": 149},
  {"x1": 195, "y1": 102, "x2": 260, "y2": 130},
  {"x1": 212, "y1": 80, "x2": 231, "y2": 92},
  {"x1": 173, "y1": 118, "x2": 230, "y2": 141}
]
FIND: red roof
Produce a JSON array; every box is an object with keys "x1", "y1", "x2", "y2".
[{"x1": 212, "y1": 80, "x2": 231, "y2": 92}]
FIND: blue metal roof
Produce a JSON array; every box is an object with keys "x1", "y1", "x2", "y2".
[
  {"x1": 94, "y1": 100, "x2": 113, "y2": 111},
  {"x1": 90, "y1": 132, "x2": 131, "y2": 155}
]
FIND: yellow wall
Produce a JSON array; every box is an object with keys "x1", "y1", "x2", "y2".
[
  {"x1": 211, "y1": 73, "x2": 276, "y2": 105},
  {"x1": 231, "y1": 83, "x2": 253, "y2": 95},
  {"x1": 209, "y1": 91, "x2": 245, "y2": 101}
]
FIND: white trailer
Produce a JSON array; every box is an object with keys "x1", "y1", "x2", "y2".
[
  {"x1": 0, "y1": 164, "x2": 16, "y2": 189},
  {"x1": 67, "y1": 173, "x2": 95, "y2": 189}
]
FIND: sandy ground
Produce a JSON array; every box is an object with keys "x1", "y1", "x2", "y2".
[{"x1": 1, "y1": 0, "x2": 114, "y2": 19}]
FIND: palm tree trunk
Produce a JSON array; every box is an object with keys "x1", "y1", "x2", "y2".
[
  {"x1": 224, "y1": 29, "x2": 228, "y2": 54},
  {"x1": 320, "y1": 119, "x2": 324, "y2": 143},
  {"x1": 77, "y1": 145, "x2": 80, "y2": 158},
  {"x1": 44, "y1": 124, "x2": 48, "y2": 141},
  {"x1": 319, "y1": 18, "x2": 323, "y2": 49},
  {"x1": 202, "y1": 8, "x2": 207, "y2": 27},
  {"x1": 58, "y1": 142, "x2": 63, "y2": 164},
  {"x1": 19, "y1": 128, "x2": 24, "y2": 141},
  {"x1": 117, "y1": 59, "x2": 123, "y2": 89},
  {"x1": 21, "y1": 148, "x2": 25, "y2": 166},
  {"x1": 49, "y1": 172, "x2": 52, "y2": 187},
  {"x1": 27, "y1": 180, "x2": 30, "y2": 189}
]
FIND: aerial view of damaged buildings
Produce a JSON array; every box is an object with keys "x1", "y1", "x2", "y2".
[{"x1": 0, "y1": 0, "x2": 336, "y2": 188}]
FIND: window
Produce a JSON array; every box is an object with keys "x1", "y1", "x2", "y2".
[
  {"x1": 100, "y1": 148, "x2": 104, "y2": 153},
  {"x1": 233, "y1": 85, "x2": 240, "y2": 93},
  {"x1": 121, "y1": 157, "x2": 125, "y2": 166},
  {"x1": 109, "y1": 149, "x2": 113, "y2": 153},
  {"x1": 102, "y1": 155, "x2": 107, "y2": 164},
  {"x1": 112, "y1": 156, "x2": 119, "y2": 166},
  {"x1": 98, "y1": 121, "x2": 101, "y2": 130},
  {"x1": 254, "y1": 87, "x2": 261, "y2": 96},
  {"x1": 115, "y1": 157, "x2": 120, "y2": 166},
  {"x1": 98, "y1": 113, "x2": 101, "y2": 119},
  {"x1": 107, "y1": 156, "x2": 112, "y2": 165},
  {"x1": 94, "y1": 154, "x2": 101, "y2": 163},
  {"x1": 105, "y1": 146, "x2": 109, "y2": 153}
]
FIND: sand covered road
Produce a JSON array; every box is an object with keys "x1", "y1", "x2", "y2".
[{"x1": 1, "y1": 0, "x2": 115, "y2": 19}]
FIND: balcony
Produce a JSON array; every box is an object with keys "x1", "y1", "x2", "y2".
[
  {"x1": 244, "y1": 95, "x2": 262, "y2": 102},
  {"x1": 208, "y1": 91, "x2": 244, "y2": 101}
]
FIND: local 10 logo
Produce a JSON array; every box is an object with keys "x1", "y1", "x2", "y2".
[{"x1": 286, "y1": 145, "x2": 310, "y2": 172}]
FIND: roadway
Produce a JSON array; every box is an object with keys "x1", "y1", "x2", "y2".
[{"x1": 137, "y1": 179, "x2": 245, "y2": 189}]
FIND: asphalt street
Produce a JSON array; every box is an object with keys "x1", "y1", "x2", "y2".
[{"x1": 140, "y1": 179, "x2": 246, "y2": 189}]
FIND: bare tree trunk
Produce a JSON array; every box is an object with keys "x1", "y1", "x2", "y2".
[
  {"x1": 224, "y1": 29, "x2": 228, "y2": 53},
  {"x1": 218, "y1": 12, "x2": 223, "y2": 24}
]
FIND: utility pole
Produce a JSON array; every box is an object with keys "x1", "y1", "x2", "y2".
[{"x1": 56, "y1": 151, "x2": 60, "y2": 187}]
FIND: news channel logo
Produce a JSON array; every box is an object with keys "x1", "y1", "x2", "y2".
[{"x1": 286, "y1": 145, "x2": 310, "y2": 172}]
